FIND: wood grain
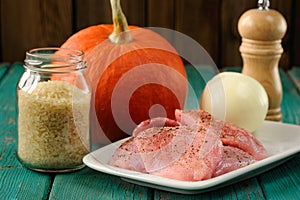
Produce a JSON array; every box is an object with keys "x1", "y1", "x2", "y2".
[
  {"x1": 49, "y1": 168, "x2": 152, "y2": 200},
  {"x1": 154, "y1": 174, "x2": 266, "y2": 199},
  {"x1": 0, "y1": 63, "x2": 53, "y2": 199},
  {"x1": 292, "y1": 0, "x2": 300, "y2": 66},
  {"x1": 280, "y1": 69, "x2": 300, "y2": 124},
  {"x1": 271, "y1": 0, "x2": 293, "y2": 70},
  {"x1": 175, "y1": 0, "x2": 220, "y2": 66},
  {"x1": 147, "y1": 0, "x2": 175, "y2": 29},
  {"x1": 0, "y1": 64, "x2": 24, "y2": 167},
  {"x1": 238, "y1": 7, "x2": 288, "y2": 121},
  {"x1": 121, "y1": 0, "x2": 146, "y2": 27},
  {"x1": 258, "y1": 155, "x2": 300, "y2": 200},
  {"x1": 0, "y1": 0, "x2": 299, "y2": 69},
  {"x1": 288, "y1": 67, "x2": 300, "y2": 93},
  {"x1": 75, "y1": 0, "x2": 112, "y2": 31},
  {"x1": 0, "y1": 168, "x2": 52, "y2": 200},
  {"x1": 75, "y1": 0, "x2": 146, "y2": 32},
  {"x1": 0, "y1": 0, "x2": 72, "y2": 62},
  {"x1": 0, "y1": 1, "x2": 2, "y2": 61},
  {"x1": 0, "y1": 63, "x2": 9, "y2": 80},
  {"x1": 220, "y1": 0, "x2": 255, "y2": 68}
]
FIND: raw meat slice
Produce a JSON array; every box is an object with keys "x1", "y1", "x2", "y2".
[
  {"x1": 175, "y1": 109, "x2": 268, "y2": 160},
  {"x1": 110, "y1": 109, "x2": 269, "y2": 182},
  {"x1": 132, "y1": 117, "x2": 180, "y2": 137},
  {"x1": 110, "y1": 125, "x2": 224, "y2": 181},
  {"x1": 213, "y1": 146, "x2": 256, "y2": 177},
  {"x1": 150, "y1": 125, "x2": 223, "y2": 181},
  {"x1": 175, "y1": 109, "x2": 212, "y2": 125},
  {"x1": 219, "y1": 122, "x2": 268, "y2": 160},
  {"x1": 110, "y1": 137, "x2": 146, "y2": 173}
]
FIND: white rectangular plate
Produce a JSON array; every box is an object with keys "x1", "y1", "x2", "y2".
[{"x1": 83, "y1": 121, "x2": 300, "y2": 194}]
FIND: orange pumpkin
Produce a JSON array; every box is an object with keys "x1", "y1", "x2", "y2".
[{"x1": 60, "y1": 0, "x2": 187, "y2": 143}]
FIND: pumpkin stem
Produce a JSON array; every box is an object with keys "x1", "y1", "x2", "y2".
[{"x1": 109, "y1": 0, "x2": 133, "y2": 44}]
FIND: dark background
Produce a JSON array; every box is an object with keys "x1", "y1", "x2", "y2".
[{"x1": 0, "y1": 0, "x2": 299, "y2": 70}]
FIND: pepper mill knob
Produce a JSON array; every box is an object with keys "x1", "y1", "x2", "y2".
[{"x1": 238, "y1": 0, "x2": 287, "y2": 121}]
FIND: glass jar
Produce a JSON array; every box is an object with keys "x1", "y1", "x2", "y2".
[{"x1": 17, "y1": 47, "x2": 91, "y2": 172}]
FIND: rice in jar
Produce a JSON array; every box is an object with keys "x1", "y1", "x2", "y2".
[{"x1": 17, "y1": 47, "x2": 91, "y2": 172}]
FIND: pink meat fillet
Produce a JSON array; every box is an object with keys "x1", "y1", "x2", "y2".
[
  {"x1": 110, "y1": 109, "x2": 268, "y2": 181},
  {"x1": 213, "y1": 146, "x2": 256, "y2": 177},
  {"x1": 109, "y1": 137, "x2": 147, "y2": 173},
  {"x1": 110, "y1": 125, "x2": 224, "y2": 181},
  {"x1": 132, "y1": 117, "x2": 180, "y2": 137},
  {"x1": 175, "y1": 109, "x2": 268, "y2": 160}
]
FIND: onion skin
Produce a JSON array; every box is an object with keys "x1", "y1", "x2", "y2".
[{"x1": 200, "y1": 72, "x2": 269, "y2": 132}]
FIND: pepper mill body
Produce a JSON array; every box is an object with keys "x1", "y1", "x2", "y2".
[{"x1": 238, "y1": 5, "x2": 287, "y2": 121}]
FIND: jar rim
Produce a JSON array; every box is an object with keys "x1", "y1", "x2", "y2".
[{"x1": 24, "y1": 47, "x2": 86, "y2": 73}]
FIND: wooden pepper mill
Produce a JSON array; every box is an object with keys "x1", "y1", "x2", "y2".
[{"x1": 238, "y1": 0, "x2": 287, "y2": 121}]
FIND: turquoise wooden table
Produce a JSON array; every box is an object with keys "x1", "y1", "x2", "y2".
[{"x1": 0, "y1": 63, "x2": 299, "y2": 200}]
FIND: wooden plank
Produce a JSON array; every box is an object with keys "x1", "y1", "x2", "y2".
[
  {"x1": 0, "y1": 168, "x2": 52, "y2": 200},
  {"x1": 292, "y1": 0, "x2": 300, "y2": 66},
  {"x1": 146, "y1": 0, "x2": 177, "y2": 55},
  {"x1": 209, "y1": 178, "x2": 265, "y2": 199},
  {"x1": 154, "y1": 189, "x2": 211, "y2": 199},
  {"x1": 0, "y1": 1, "x2": 2, "y2": 62},
  {"x1": 220, "y1": 0, "x2": 256, "y2": 68},
  {"x1": 258, "y1": 155, "x2": 300, "y2": 199},
  {"x1": 75, "y1": 0, "x2": 112, "y2": 31},
  {"x1": 0, "y1": 63, "x2": 52, "y2": 199},
  {"x1": 288, "y1": 67, "x2": 300, "y2": 93},
  {"x1": 0, "y1": 63, "x2": 24, "y2": 167},
  {"x1": 49, "y1": 168, "x2": 152, "y2": 200},
  {"x1": 154, "y1": 178, "x2": 265, "y2": 199},
  {"x1": 147, "y1": 0, "x2": 175, "y2": 29},
  {"x1": 257, "y1": 69, "x2": 300, "y2": 199},
  {"x1": 0, "y1": 63, "x2": 9, "y2": 81},
  {"x1": 1, "y1": 0, "x2": 73, "y2": 62},
  {"x1": 175, "y1": 0, "x2": 220, "y2": 67},
  {"x1": 271, "y1": 0, "x2": 293, "y2": 70},
  {"x1": 184, "y1": 65, "x2": 216, "y2": 110},
  {"x1": 37, "y1": 0, "x2": 73, "y2": 45},
  {"x1": 280, "y1": 69, "x2": 300, "y2": 124},
  {"x1": 121, "y1": 0, "x2": 146, "y2": 27},
  {"x1": 74, "y1": 0, "x2": 146, "y2": 33}
]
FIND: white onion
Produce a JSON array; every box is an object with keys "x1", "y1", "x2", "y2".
[{"x1": 200, "y1": 72, "x2": 268, "y2": 132}]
